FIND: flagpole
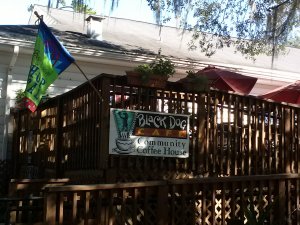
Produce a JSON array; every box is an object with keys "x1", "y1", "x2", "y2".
[
  {"x1": 34, "y1": 11, "x2": 103, "y2": 102},
  {"x1": 73, "y1": 61, "x2": 103, "y2": 102}
]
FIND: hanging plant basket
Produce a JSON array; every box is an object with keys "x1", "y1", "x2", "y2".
[{"x1": 126, "y1": 71, "x2": 168, "y2": 89}]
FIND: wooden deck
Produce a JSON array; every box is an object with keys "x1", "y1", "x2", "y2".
[{"x1": 9, "y1": 73, "x2": 300, "y2": 224}]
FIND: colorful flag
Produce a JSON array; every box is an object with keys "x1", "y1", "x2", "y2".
[{"x1": 24, "y1": 20, "x2": 74, "y2": 112}]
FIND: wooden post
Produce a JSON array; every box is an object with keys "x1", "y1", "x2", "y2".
[
  {"x1": 44, "y1": 191, "x2": 57, "y2": 225},
  {"x1": 99, "y1": 76, "x2": 111, "y2": 171},
  {"x1": 196, "y1": 93, "x2": 206, "y2": 175},
  {"x1": 284, "y1": 108, "x2": 291, "y2": 173},
  {"x1": 12, "y1": 111, "x2": 21, "y2": 177},
  {"x1": 157, "y1": 184, "x2": 168, "y2": 225},
  {"x1": 55, "y1": 98, "x2": 64, "y2": 178},
  {"x1": 276, "y1": 180, "x2": 286, "y2": 224}
]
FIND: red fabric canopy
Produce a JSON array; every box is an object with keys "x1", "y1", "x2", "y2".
[
  {"x1": 259, "y1": 80, "x2": 300, "y2": 105},
  {"x1": 196, "y1": 67, "x2": 258, "y2": 94}
]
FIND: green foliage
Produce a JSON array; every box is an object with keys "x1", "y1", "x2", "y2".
[
  {"x1": 135, "y1": 64, "x2": 153, "y2": 76},
  {"x1": 14, "y1": 89, "x2": 26, "y2": 109},
  {"x1": 183, "y1": 70, "x2": 210, "y2": 92},
  {"x1": 71, "y1": 0, "x2": 96, "y2": 14},
  {"x1": 134, "y1": 64, "x2": 153, "y2": 82},
  {"x1": 288, "y1": 32, "x2": 300, "y2": 48},
  {"x1": 150, "y1": 57, "x2": 175, "y2": 78},
  {"x1": 134, "y1": 56, "x2": 175, "y2": 81},
  {"x1": 46, "y1": 0, "x2": 299, "y2": 59},
  {"x1": 14, "y1": 89, "x2": 49, "y2": 108},
  {"x1": 15, "y1": 89, "x2": 25, "y2": 104},
  {"x1": 146, "y1": 0, "x2": 300, "y2": 59},
  {"x1": 185, "y1": 70, "x2": 197, "y2": 78}
]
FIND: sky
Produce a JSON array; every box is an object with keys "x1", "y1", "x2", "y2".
[{"x1": 0, "y1": 0, "x2": 158, "y2": 25}]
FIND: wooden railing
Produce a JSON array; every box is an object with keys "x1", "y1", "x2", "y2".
[
  {"x1": 41, "y1": 174, "x2": 300, "y2": 225},
  {"x1": 12, "y1": 74, "x2": 300, "y2": 182},
  {"x1": 0, "y1": 178, "x2": 69, "y2": 224}
]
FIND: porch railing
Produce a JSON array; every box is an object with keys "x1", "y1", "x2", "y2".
[
  {"x1": 41, "y1": 174, "x2": 300, "y2": 225},
  {"x1": 12, "y1": 74, "x2": 300, "y2": 182}
]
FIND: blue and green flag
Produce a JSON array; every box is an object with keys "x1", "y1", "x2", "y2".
[{"x1": 25, "y1": 20, "x2": 74, "y2": 112}]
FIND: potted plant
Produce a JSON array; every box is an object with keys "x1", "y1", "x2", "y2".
[
  {"x1": 178, "y1": 70, "x2": 210, "y2": 92},
  {"x1": 14, "y1": 89, "x2": 26, "y2": 109},
  {"x1": 126, "y1": 56, "x2": 175, "y2": 89}
]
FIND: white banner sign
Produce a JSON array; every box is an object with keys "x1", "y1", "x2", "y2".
[{"x1": 109, "y1": 108, "x2": 189, "y2": 158}]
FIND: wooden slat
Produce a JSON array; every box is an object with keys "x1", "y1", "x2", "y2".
[
  {"x1": 211, "y1": 184, "x2": 216, "y2": 225},
  {"x1": 44, "y1": 192, "x2": 56, "y2": 225},
  {"x1": 108, "y1": 190, "x2": 113, "y2": 225},
  {"x1": 221, "y1": 183, "x2": 226, "y2": 225},
  {"x1": 99, "y1": 77, "x2": 111, "y2": 170},
  {"x1": 205, "y1": 92, "x2": 211, "y2": 174},
  {"x1": 291, "y1": 109, "x2": 295, "y2": 173},
  {"x1": 144, "y1": 187, "x2": 149, "y2": 225},
  {"x1": 133, "y1": 188, "x2": 138, "y2": 225},
  {"x1": 157, "y1": 185, "x2": 168, "y2": 225},
  {"x1": 220, "y1": 93, "x2": 225, "y2": 175},
  {"x1": 84, "y1": 191, "x2": 90, "y2": 225},
  {"x1": 247, "y1": 97, "x2": 252, "y2": 175},
  {"x1": 261, "y1": 102, "x2": 266, "y2": 174},
  {"x1": 241, "y1": 97, "x2": 245, "y2": 175},
  {"x1": 226, "y1": 94, "x2": 232, "y2": 176},
  {"x1": 72, "y1": 192, "x2": 77, "y2": 224},
  {"x1": 254, "y1": 99, "x2": 259, "y2": 174},
  {"x1": 197, "y1": 93, "x2": 206, "y2": 175},
  {"x1": 285, "y1": 108, "x2": 291, "y2": 173},
  {"x1": 287, "y1": 180, "x2": 292, "y2": 225},
  {"x1": 233, "y1": 96, "x2": 239, "y2": 175},
  {"x1": 213, "y1": 93, "x2": 218, "y2": 175},
  {"x1": 121, "y1": 189, "x2": 126, "y2": 225},
  {"x1": 202, "y1": 183, "x2": 206, "y2": 225},
  {"x1": 297, "y1": 179, "x2": 300, "y2": 225},
  {"x1": 58, "y1": 193, "x2": 64, "y2": 225}
]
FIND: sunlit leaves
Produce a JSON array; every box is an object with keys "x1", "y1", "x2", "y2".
[
  {"x1": 45, "y1": 0, "x2": 299, "y2": 59},
  {"x1": 146, "y1": 0, "x2": 300, "y2": 59}
]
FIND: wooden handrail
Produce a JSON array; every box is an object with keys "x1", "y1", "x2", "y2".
[
  {"x1": 43, "y1": 173, "x2": 300, "y2": 192},
  {"x1": 169, "y1": 173, "x2": 300, "y2": 184},
  {"x1": 10, "y1": 178, "x2": 70, "y2": 184},
  {"x1": 44, "y1": 180, "x2": 168, "y2": 192}
]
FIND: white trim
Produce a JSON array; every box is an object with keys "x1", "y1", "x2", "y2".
[{"x1": 1, "y1": 45, "x2": 19, "y2": 160}]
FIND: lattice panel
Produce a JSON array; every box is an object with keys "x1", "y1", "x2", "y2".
[
  {"x1": 170, "y1": 181, "x2": 279, "y2": 225},
  {"x1": 58, "y1": 187, "x2": 160, "y2": 225},
  {"x1": 288, "y1": 179, "x2": 300, "y2": 224},
  {"x1": 171, "y1": 186, "x2": 196, "y2": 225},
  {"x1": 113, "y1": 190, "x2": 158, "y2": 225}
]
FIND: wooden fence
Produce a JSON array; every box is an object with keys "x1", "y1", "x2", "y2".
[
  {"x1": 2, "y1": 174, "x2": 294, "y2": 225},
  {"x1": 12, "y1": 74, "x2": 300, "y2": 182},
  {"x1": 8, "y1": 73, "x2": 300, "y2": 224}
]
